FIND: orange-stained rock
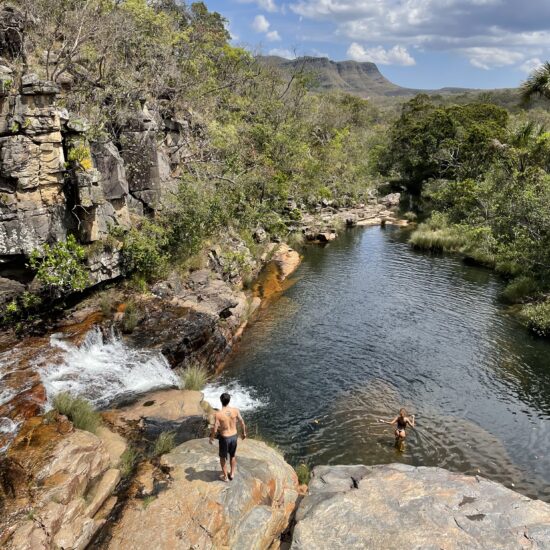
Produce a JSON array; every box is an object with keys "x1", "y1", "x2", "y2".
[
  {"x1": 271, "y1": 243, "x2": 301, "y2": 280},
  {"x1": 108, "y1": 438, "x2": 299, "y2": 550}
]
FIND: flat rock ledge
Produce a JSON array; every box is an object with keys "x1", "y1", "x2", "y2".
[
  {"x1": 292, "y1": 464, "x2": 550, "y2": 550},
  {"x1": 107, "y1": 438, "x2": 299, "y2": 550}
]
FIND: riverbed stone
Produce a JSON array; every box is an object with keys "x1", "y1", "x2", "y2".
[
  {"x1": 291, "y1": 463, "x2": 550, "y2": 549},
  {"x1": 107, "y1": 438, "x2": 299, "y2": 550}
]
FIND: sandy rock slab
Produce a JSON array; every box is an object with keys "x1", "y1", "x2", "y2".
[
  {"x1": 292, "y1": 463, "x2": 550, "y2": 550},
  {"x1": 108, "y1": 438, "x2": 299, "y2": 550}
]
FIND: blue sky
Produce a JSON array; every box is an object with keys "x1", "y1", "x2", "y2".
[{"x1": 202, "y1": 0, "x2": 550, "y2": 90}]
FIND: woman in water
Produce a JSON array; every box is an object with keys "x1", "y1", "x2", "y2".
[{"x1": 380, "y1": 408, "x2": 415, "y2": 440}]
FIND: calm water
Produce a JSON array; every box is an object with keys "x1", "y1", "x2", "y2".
[{"x1": 215, "y1": 226, "x2": 550, "y2": 501}]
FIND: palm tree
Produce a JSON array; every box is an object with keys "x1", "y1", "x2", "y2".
[{"x1": 521, "y1": 61, "x2": 550, "y2": 103}]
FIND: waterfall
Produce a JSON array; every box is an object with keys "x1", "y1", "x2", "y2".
[{"x1": 41, "y1": 328, "x2": 179, "y2": 409}]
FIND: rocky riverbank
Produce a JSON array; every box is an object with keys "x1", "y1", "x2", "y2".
[{"x1": 0, "y1": 197, "x2": 407, "y2": 548}]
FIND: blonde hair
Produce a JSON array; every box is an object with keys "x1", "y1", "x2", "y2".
[{"x1": 399, "y1": 408, "x2": 407, "y2": 417}]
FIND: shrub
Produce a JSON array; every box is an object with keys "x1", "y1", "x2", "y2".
[
  {"x1": 153, "y1": 431, "x2": 176, "y2": 456},
  {"x1": 121, "y1": 220, "x2": 169, "y2": 280},
  {"x1": 501, "y1": 276, "x2": 540, "y2": 304},
  {"x1": 179, "y1": 364, "x2": 209, "y2": 391},
  {"x1": 403, "y1": 211, "x2": 418, "y2": 222},
  {"x1": 52, "y1": 392, "x2": 101, "y2": 433},
  {"x1": 521, "y1": 300, "x2": 550, "y2": 337},
  {"x1": 67, "y1": 143, "x2": 93, "y2": 171},
  {"x1": 29, "y1": 235, "x2": 89, "y2": 297},
  {"x1": 295, "y1": 463, "x2": 311, "y2": 485},
  {"x1": 119, "y1": 447, "x2": 139, "y2": 478}
]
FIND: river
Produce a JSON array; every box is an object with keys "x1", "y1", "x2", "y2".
[{"x1": 207, "y1": 226, "x2": 550, "y2": 501}]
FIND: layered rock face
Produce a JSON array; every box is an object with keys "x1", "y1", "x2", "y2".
[
  {"x1": 0, "y1": 76, "x2": 67, "y2": 256},
  {"x1": 107, "y1": 438, "x2": 299, "y2": 550},
  {"x1": 292, "y1": 464, "x2": 550, "y2": 549}
]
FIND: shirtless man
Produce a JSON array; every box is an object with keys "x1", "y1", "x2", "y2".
[{"x1": 209, "y1": 393, "x2": 247, "y2": 482}]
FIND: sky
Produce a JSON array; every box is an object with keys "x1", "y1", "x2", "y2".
[{"x1": 202, "y1": 0, "x2": 550, "y2": 90}]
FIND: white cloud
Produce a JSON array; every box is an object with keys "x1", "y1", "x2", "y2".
[
  {"x1": 269, "y1": 48, "x2": 297, "y2": 59},
  {"x1": 347, "y1": 43, "x2": 416, "y2": 66},
  {"x1": 252, "y1": 14, "x2": 271, "y2": 33},
  {"x1": 520, "y1": 57, "x2": 543, "y2": 74},
  {"x1": 462, "y1": 47, "x2": 524, "y2": 70},
  {"x1": 290, "y1": 0, "x2": 550, "y2": 69},
  {"x1": 266, "y1": 30, "x2": 281, "y2": 41},
  {"x1": 239, "y1": 0, "x2": 278, "y2": 12}
]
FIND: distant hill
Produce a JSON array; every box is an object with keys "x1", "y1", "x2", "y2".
[{"x1": 260, "y1": 56, "x2": 473, "y2": 98}]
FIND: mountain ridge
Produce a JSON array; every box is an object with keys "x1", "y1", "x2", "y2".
[{"x1": 260, "y1": 55, "x2": 475, "y2": 98}]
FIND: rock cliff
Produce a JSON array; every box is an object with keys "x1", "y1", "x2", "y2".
[
  {"x1": 0, "y1": 66, "x2": 203, "y2": 299},
  {"x1": 292, "y1": 464, "x2": 550, "y2": 549}
]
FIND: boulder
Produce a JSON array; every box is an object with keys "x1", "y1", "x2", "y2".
[
  {"x1": 0, "y1": 276, "x2": 24, "y2": 307},
  {"x1": 103, "y1": 389, "x2": 208, "y2": 444},
  {"x1": 2, "y1": 418, "x2": 124, "y2": 550},
  {"x1": 381, "y1": 192, "x2": 401, "y2": 208},
  {"x1": 292, "y1": 464, "x2": 550, "y2": 549},
  {"x1": 108, "y1": 438, "x2": 299, "y2": 550},
  {"x1": 271, "y1": 243, "x2": 301, "y2": 280}
]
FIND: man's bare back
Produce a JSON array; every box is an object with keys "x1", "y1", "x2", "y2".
[{"x1": 214, "y1": 406, "x2": 241, "y2": 437}]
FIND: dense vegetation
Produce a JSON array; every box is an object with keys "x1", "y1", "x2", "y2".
[
  {"x1": 9, "y1": 0, "x2": 383, "y2": 274},
  {"x1": 382, "y1": 88, "x2": 550, "y2": 336},
  {"x1": 5, "y1": 1, "x2": 550, "y2": 338}
]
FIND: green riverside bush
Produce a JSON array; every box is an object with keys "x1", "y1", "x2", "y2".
[{"x1": 521, "y1": 300, "x2": 550, "y2": 337}]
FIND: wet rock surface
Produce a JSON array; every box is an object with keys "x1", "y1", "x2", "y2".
[
  {"x1": 107, "y1": 438, "x2": 299, "y2": 550},
  {"x1": 292, "y1": 463, "x2": 550, "y2": 549}
]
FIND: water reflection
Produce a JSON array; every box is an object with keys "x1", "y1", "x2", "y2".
[{"x1": 219, "y1": 226, "x2": 550, "y2": 501}]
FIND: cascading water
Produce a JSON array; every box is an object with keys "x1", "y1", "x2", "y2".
[{"x1": 40, "y1": 327, "x2": 180, "y2": 408}]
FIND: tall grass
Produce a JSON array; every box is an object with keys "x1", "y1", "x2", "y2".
[
  {"x1": 52, "y1": 392, "x2": 101, "y2": 433},
  {"x1": 119, "y1": 447, "x2": 139, "y2": 478},
  {"x1": 409, "y1": 226, "x2": 467, "y2": 252},
  {"x1": 501, "y1": 276, "x2": 540, "y2": 304},
  {"x1": 179, "y1": 364, "x2": 209, "y2": 391}
]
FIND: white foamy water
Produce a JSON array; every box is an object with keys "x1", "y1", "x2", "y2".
[
  {"x1": 40, "y1": 328, "x2": 179, "y2": 408},
  {"x1": 0, "y1": 417, "x2": 21, "y2": 452},
  {"x1": 202, "y1": 380, "x2": 267, "y2": 412}
]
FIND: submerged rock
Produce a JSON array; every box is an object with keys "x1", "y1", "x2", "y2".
[
  {"x1": 108, "y1": 438, "x2": 299, "y2": 550},
  {"x1": 292, "y1": 463, "x2": 550, "y2": 549}
]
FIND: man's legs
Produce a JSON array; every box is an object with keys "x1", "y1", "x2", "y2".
[
  {"x1": 220, "y1": 457, "x2": 228, "y2": 481},
  {"x1": 230, "y1": 456, "x2": 237, "y2": 479}
]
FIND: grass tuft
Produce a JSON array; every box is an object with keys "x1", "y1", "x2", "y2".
[
  {"x1": 52, "y1": 392, "x2": 101, "y2": 433},
  {"x1": 179, "y1": 364, "x2": 209, "y2": 391},
  {"x1": 122, "y1": 300, "x2": 140, "y2": 333},
  {"x1": 119, "y1": 447, "x2": 139, "y2": 478},
  {"x1": 295, "y1": 462, "x2": 311, "y2": 485},
  {"x1": 153, "y1": 431, "x2": 176, "y2": 456}
]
